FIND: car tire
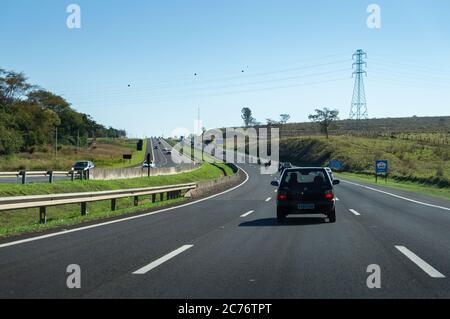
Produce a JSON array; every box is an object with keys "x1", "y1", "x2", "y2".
[
  {"x1": 327, "y1": 209, "x2": 336, "y2": 223},
  {"x1": 277, "y1": 209, "x2": 286, "y2": 223}
]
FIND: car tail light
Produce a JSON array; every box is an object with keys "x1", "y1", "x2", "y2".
[
  {"x1": 324, "y1": 191, "x2": 334, "y2": 200},
  {"x1": 277, "y1": 194, "x2": 288, "y2": 201}
]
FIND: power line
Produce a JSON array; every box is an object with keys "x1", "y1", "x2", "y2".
[
  {"x1": 57, "y1": 59, "x2": 351, "y2": 98},
  {"x1": 69, "y1": 68, "x2": 351, "y2": 104},
  {"x1": 75, "y1": 77, "x2": 349, "y2": 109}
]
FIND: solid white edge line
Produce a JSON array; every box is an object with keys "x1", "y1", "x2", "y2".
[
  {"x1": 349, "y1": 209, "x2": 361, "y2": 216},
  {"x1": 395, "y1": 246, "x2": 445, "y2": 278},
  {"x1": 0, "y1": 165, "x2": 250, "y2": 249},
  {"x1": 133, "y1": 245, "x2": 194, "y2": 275},
  {"x1": 342, "y1": 180, "x2": 450, "y2": 211},
  {"x1": 240, "y1": 210, "x2": 255, "y2": 218}
]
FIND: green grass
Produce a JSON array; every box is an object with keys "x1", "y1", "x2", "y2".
[
  {"x1": 95, "y1": 138, "x2": 147, "y2": 168},
  {"x1": 280, "y1": 135, "x2": 450, "y2": 188},
  {"x1": 336, "y1": 172, "x2": 450, "y2": 200},
  {"x1": 0, "y1": 161, "x2": 235, "y2": 238}
]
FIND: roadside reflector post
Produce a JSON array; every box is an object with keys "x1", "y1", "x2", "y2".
[
  {"x1": 151, "y1": 194, "x2": 156, "y2": 203},
  {"x1": 81, "y1": 202, "x2": 87, "y2": 216},
  {"x1": 39, "y1": 207, "x2": 47, "y2": 224},
  {"x1": 111, "y1": 198, "x2": 117, "y2": 211},
  {"x1": 48, "y1": 171, "x2": 54, "y2": 184},
  {"x1": 134, "y1": 196, "x2": 139, "y2": 206}
]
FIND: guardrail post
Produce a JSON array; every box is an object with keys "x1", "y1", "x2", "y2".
[
  {"x1": 111, "y1": 199, "x2": 117, "y2": 211},
  {"x1": 151, "y1": 194, "x2": 156, "y2": 203},
  {"x1": 160, "y1": 193, "x2": 164, "y2": 202},
  {"x1": 134, "y1": 196, "x2": 139, "y2": 206},
  {"x1": 21, "y1": 171, "x2": 27, "y2": 185},
  {"x1": 81, "y1": 202, "x2": 87, "y2": 216},
  {"x1": 39, "y1": 207, "x2": 47, "y2": 224},
  {"x1": 70, "y1": 170, "x2": 75, "y2": 182},
  {"x1": 48, "y1": 171, "x2": 54, "y2": 184}
]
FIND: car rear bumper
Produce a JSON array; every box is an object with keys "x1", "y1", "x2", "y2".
[{"x1": 277, "y1": 200, "x2": 335, "y2": 214}]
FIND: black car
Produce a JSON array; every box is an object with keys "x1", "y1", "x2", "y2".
[{"x1": 271, "y1": 167, "x2": 340, "y2": 223}]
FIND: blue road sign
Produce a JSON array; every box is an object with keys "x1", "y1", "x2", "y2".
[
  {"x1": 375, "y1": 160, "x2": 388, "y2": 174},
  {"x1": 329, "y1": 160, "x2": 343, "y2": 170}
]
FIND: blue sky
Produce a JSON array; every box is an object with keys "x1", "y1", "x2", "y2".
[{"x1": 1, "y1": 0, "x2": 450, "y2": 137}]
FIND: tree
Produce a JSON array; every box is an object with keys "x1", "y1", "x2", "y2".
[
  {"x1": 0, "y1": 70, "x2": 33, "y2": 108},
  {"x1": 279, "y1": 114, "x2": 291, "y2": 124},
  {"x1": 0, "y1": 67, "x2": 127, "y2": 155},
  {"x1": 308, "y1": 108, "x2": 339, "y2": 139},
  {"x1": 266, "y1": 118, "x2": 280, "y2": 126},
  {"x1": 241, "y1": 107, "x2": 254, "y2": 127}
]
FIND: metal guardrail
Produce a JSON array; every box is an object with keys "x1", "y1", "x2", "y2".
[
  {"x1": 0, "y1": 182, "x2": 197, "y2": 224},
  {"x1": 0, "y1": 170, "x2": 90, "y2": 184}
]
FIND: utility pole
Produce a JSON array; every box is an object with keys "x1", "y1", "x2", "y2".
[
  {"x1": 77, "y1": 129, "x2": 80, "y2": 153},
  {"x1": 197, "y1": 107, "x2": 201, "y2": 136},
  {"x1": 55, "y1": 127, "x2": 58, "y2": 157},
  {"x1": 350, "y1": 49, "x2": 368, "y2": 123}
]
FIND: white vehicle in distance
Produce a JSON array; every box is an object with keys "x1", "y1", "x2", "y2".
[
  {"x1": 72, "y1": 161, "x2": 95, "y2": 171},
  {"x1": 142, "y1": 161, "x2": 156, "y2": 168}
]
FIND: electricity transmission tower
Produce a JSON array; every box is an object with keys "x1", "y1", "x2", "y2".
[{"x1": 349, "y1": 49, "x2": 368, "y2": 121}]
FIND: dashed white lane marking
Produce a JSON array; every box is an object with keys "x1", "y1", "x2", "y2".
[
  {"x1": 241, "y1": 210, "x2": 255, "y2": 218},
  {"x1": 349, "y1": 209, "x2": 361, "y2": 216},
  {"x1": 335, "y1": 197, "x2": 340, "y2": 201},
  {"x1": 395, "y1": 246, "x2": 445, "y2": 278},
  {"x1": 133, "y1": 245, "x2": 194, "y2": 275},
  {"x1": 342, "y1": 180, "x2": 450, "y2": 211},
  {"x1": 265, "y1": 197, "x2": 272, "y2": 202},
  {"x1": 274, "y1": 189, "x2": 278, "y2": 193}
]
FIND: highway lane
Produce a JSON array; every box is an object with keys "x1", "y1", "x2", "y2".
[
  {"x1": 0, "y1": 163, "x2": 449, "y2": 298},
  {"x1": 149, "y1": 137, "x2": 179, "y2": 168}
]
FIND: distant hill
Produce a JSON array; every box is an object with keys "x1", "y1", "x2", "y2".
[{"x1": 280, "y1": 116, "x2": 450, "y2": 138}]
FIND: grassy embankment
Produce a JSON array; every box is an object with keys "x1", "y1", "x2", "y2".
[
  {"x1": 0, "y1": 138, "x2": 147, "y2": 171},
  {"x1": 280, "y1": 135, "x2": 450, "y2": 199},
  {"x1": 0, "y1": 161, "x2": 234, "y2": 238}
]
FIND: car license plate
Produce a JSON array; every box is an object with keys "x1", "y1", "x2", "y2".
[{"x1": 299, "y1": 203, "x2": 315, "y2": 210}]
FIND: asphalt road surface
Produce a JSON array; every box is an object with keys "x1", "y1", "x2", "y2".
[
  {"x1": 148, "y1": 137, "x2": 179, "y2": 168},
  {"x1": 0, "y1": 163, "x2": 449, "y2": 298}
]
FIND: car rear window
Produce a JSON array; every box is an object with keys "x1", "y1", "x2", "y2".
[
  {"x1": 75, "y1": 162, "x2": 88, "y2": 167},
  {"x1": 280, "y1": 170, "x2": 331, "y2": 189}
]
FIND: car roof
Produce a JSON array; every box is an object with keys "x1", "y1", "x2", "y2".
[{"x1": 283, "y1": 167, "x2": 326, "y2": 171}]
